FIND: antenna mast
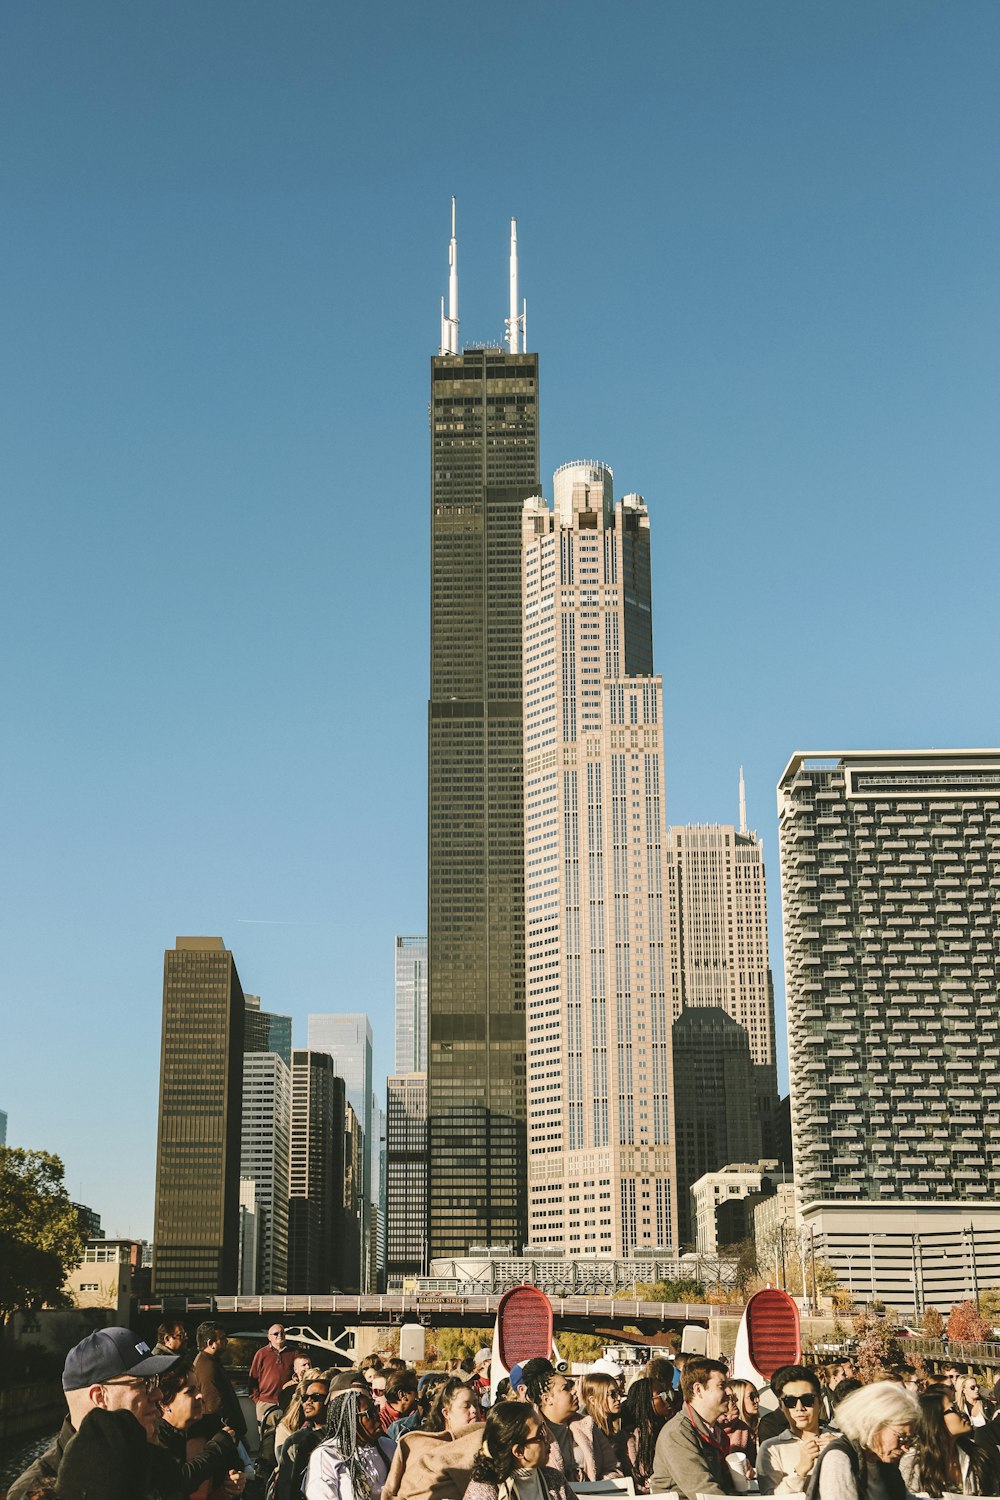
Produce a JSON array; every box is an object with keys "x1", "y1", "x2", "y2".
[
  {"x1": 505, "y1": 217, "x2": 527, "y2": 353},
  {"x1": 439, "y1": 197, "x2": 459, "y2": 355},
  {"x1": 739, "y1": 766, "x2": 748, "y2": 836}
]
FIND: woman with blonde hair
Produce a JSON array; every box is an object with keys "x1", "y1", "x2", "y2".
[
  {"x1": 807, "y1": 1381, "x2": 919, "y2": 1500},
  {"x1": 954, "y1": 1375, "x2": 994, "y2": 1425},
  {"x1": 721, "y1": 1380, "x2": 760, "y2": 1466},
  {"x1": 573, "y1": 1373, "x2": 624, "y2": 1482}
]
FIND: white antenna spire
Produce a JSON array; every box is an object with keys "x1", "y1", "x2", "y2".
[
  {"x1": 448, "y1": 196, "x2": 459, "y2": 354},
  {"x1": 507, "y1": 218, "x2": 519, "y2": 353},
  {"x1": 739, "y1": 765, "x2": 747, "y2": 836},
  {"x1": 505, "y1": 217, "x2": 527, "y2": 353},
  {"x1": 439, "y1": 197, "x2": 459, "y2": 355}
]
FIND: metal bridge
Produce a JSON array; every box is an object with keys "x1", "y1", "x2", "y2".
[{"x1": 140, "y1": 1291, "x2": 740, "y2": 1336}]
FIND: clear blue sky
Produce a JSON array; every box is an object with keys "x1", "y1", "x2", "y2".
[{"x1": 2, "y1": 0, "x2": 998, "y2": 1237}]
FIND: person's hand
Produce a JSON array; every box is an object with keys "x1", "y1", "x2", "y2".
[
  {"x1": 795, "y1": 1434, "x2": 823, "y2": 1477},
  {"x1": 223, "y1": 1470, "x2": 247, "y2": 1495}
]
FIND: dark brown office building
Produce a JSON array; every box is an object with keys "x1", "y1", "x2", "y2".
[
  {"x1": 152, "y1": 936, "x2": 245, "y2": 1295},
  {"x1": 427, "y1": 346, "x2": 539, "y2": 1257}
]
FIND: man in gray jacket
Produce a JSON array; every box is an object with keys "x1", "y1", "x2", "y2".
[{"x1": 650, "y1": 1356, "x2": 735, "y2": 1500}]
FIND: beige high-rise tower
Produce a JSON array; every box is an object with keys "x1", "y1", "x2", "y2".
[
  {"x1": 522, "y1": 463, "x2": 677, "y2": 1258},
  {"x1": 666, "y1": 812, "x2": 778, "y2": 1108}
]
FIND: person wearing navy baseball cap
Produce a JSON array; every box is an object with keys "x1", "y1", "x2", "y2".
[{"x1": 6, "y1": 1326, "x2": 180, "y2": 1500}]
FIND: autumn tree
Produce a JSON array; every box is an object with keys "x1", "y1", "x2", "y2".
[
  {"x1": 920, "y1": 1306, "x2": 945, "y2": 1339},
  {"x1": 947, "y1": 1300, "x2": 993, "y2": 1343},
  {"x1": 0, "y1": 1148, "x2": 85, "y2": 1321},
  {"x1": 852, "y1": 1312, "x2": 904, "y2": 1382},
  {"x1": 616, "y1": 1280, "x2": 706, "y2": 1302}
]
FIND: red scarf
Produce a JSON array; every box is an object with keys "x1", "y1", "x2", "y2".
[{"x1": 685, "y1": 1403, "x2": 731, "y2": 1457}]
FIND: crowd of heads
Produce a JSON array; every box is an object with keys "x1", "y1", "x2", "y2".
[{"x1": 16, "y1": 1319, "x2": 1000, "y2": 1500}]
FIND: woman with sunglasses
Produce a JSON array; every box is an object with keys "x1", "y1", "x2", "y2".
[
  {"x1": 462, "y1": 1401, "x2": 573, "y2": 1500},
  {"x1": 899, "y1": 1388, "x2": 998, "y2": 1496},
  {"x1": 274, "y1": 1376, "x2": 330, "y2": 1500},
  {"x1": 306, "y1": 1387, "x2": 394, "y2": 1500},
  {"x1": 758, "y1": 1366, "x2": 832, "y2": 1494},
  {"x1": 955, "y1": 1375, "x2": 996, "y2": 1426}
]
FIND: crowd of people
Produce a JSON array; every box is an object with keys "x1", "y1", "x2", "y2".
[{"x1": 8, "y1": 1322, "x2": 1000, "y2": 1500}]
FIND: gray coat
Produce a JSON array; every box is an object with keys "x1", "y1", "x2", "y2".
[{"x1": 650, "y1": 1408, "x2": 735, "y2": 1500}]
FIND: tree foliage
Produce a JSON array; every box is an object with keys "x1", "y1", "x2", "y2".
[
  {"x1": 617, "y1": 1279, "x2": 706, "y2": 1302},
  {"x1": 0, "y1": 1148, "x2": 85, "y2": 1321},
  {"x1": 424, "y1": 1327, "x2": 491, "y2": 1366},
  {"x1": 851, "y1": 1312, "x2": 905, "y2": 1382},
  {"x1": 947, "y1": 1300, "x2": 993, "y2": 1343},
  {"x1": 920, "y1": 1306, "x2": 945, "y2": 1338}
]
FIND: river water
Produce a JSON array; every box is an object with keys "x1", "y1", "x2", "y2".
[{"x1": 0, "y1": 1430, "x2": 57, "y2": 1495}]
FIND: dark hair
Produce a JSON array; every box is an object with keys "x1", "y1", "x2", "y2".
[
  {"x1": 159, "y1": 1362, "x2": 197, "y2": 1410},
  {"x1": 324, "y1": 1390, "x2": 378, "y2": 1500},
  {"x1": 424, "y1": 1378, "x2": 477, "y2": 1432},
  {"x1": 832, "y1": 1378, "x2": 863, "y2": 1408},
  {"x1": 385, "y1": 1368, "x2": 419, "y2": 1404},
  {"x1": 910, "y1": 1393, "x2": 963, "y2": 1497},
  {"x1": 772, "y1": 1365, "x2": 822, "y2": 1399},
  {"x1": 471, "y1": 1401, "x2": 540, "y2": 1485},
  {"x1": 680, "y1": 1358, "x2": 728, "y2": 1404},
  {"x1": 645, "y1": 1356, "x2": 675, "y2": 1386},
  {"x1": 522, "y1": 1362, "x2": 558, "y2": 1407},
  {"x1": 620, "y1": 1377, "x2": 665, "y2": 1486},
  {"x1": 157, "y1": 1321, "x2": 184, "y2": 1343},
  {"x1": 195, "y1": 1321, "x2": 223, "y2": 1352}
]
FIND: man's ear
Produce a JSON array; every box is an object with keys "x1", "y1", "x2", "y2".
[{"x1": 90, "y1": 1383, "x2": 109, "y2": 1409}]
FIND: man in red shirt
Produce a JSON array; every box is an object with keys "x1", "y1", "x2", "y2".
[{"x1": 248, "y1": 1323, "x2": 298, "y2": 1420}]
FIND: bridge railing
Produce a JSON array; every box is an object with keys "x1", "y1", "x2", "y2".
[{"x1": 157, "y1": 1292, "x2": 744, "y2": 1322}]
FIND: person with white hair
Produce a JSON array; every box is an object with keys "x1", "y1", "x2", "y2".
[{"x1": 806, "y1": 1381, "x2": 920, "y2": 1500}]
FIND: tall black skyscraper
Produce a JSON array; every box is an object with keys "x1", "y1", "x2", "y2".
[{"x1": 427, "y1": 206, "x2": 539, "y2": 1258}]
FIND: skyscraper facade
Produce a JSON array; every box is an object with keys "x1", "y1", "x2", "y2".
[
  {"x1": 778, "y1": 749, "x2": 1000, "y2": 1309},
  {"x1": 239, "y1": 1051, "x2": 290, "y2": 1292},
  {"x1": 666, "y1": 818, "x2": 779, "y2": 1127},
  {"x1": 394, "y1": 935, "x2": 428, "y2": 1074},
  {"x1": 341, "y1": 1102, "x2": 364, "y2": 1293},
  {"x1": 427, "y1": 215, "x2": 540, "y2": 1258},
  {"x1": 153, "y1": 937, "x2": 245, "y2": 1295},
  {"x1": 287, "y1": 1050, "x2": 344, "y2": 1293},
  {"x1": 670, "y1": 1006, "x2": 761, "y2": 1251},
  {"x1": 386, "y1": 1072, "x2": 429, "y2": 1282},
  {"x1": 307, "y1": 1013, "x2": 373, "y2": 1285},
  {"x1": 521, "y1": 464, "x2": 677, "y2": 1259},
  {"x1": 244, "y1": 994, "x2": 292, "y2": 1068}
]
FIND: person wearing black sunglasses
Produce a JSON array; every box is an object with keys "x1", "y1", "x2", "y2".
[
  {"x1": 274, "y1": 1379, "x2": 329, "y2": 1500},
  {"x1": 758, "y1": 1366, "x2": 833, "y2": 1494}
]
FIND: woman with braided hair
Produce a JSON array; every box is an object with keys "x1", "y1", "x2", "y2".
[{"x1": 306, "y1": 1386, "x2": 395, "y2": 1500}]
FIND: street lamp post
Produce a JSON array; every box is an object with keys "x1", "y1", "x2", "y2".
[{"x1": 911, "y1": 1231, "x2": 923, "y2": 1322}]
